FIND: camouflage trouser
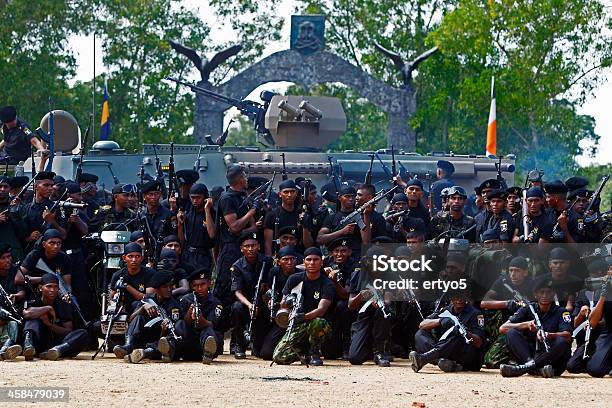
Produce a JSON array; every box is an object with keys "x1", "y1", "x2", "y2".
[
  {"x1": 484, "y1": 310, "x2": 510, "y2": 368},
  {"x1": 0, "y1": 321, "x2": 19, "y2": 345},
  {"x1": 272, "y1": 318, "x2": 332, "y2": 365}
]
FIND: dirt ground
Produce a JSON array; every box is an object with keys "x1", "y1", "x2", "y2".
[{"x1": 1, "y1": 348, "x2": 609, "y2": 408}]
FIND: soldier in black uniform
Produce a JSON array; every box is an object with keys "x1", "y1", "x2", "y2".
[
  {"x1": 161, "y1": 235, "x2": 194, "y2": 276},
  {"x1": 260, "y1": 245, "x2": 299, "y2": 360},
  {"x1": 506, "y1": 186, "x2": 522, "y2": 220},
  {"x1": 0, "y1": 174, "x2": 27, "y2": 261},
  {"x1": 513, "y1": 187, "x2": 554, "y2": 244},
  {"x1": 0, "y1": 244, "x2": 22, "y2": 361},
  {"x1": 21, "y1": 273, "x2": 88, "y2": 361},
  {"x1": 0, "y1": 105, "x2": 46, "y2": 164},
  {"x1": 430, "y1": 160, "x2": 456, "y2": 212},
  {"x1": 264, "y1": 179, "x2": 309, "y2": 255},
  {"x1": 25, "y1": 172, "x2": 67, "y2": 245},
  {"x1": 114, "y1": 270, "x2": 182, "y2": 363},
  {"x1": 321, "y1": 237, "x2": 355, "y2": 359},
  {"x1": 108, "y1": 243, "x2": 155, "y2": 316},
  {"x1": 410, "y1": 289, "x2": 486, "y2": 372},
  {"x1": 541, "y1": 247, "x2": 582, "y2": 313},
  {"x1": 165, "y1": 169, "x2": 199, "y2": 213},
  {"x1": 402, "y1": 179, "x2": 431, "y2": 234},
  {"x1": 384, "y1": 193, "x2": 426, "y2": 243},
  {"x1": 475, "y1": 189, "x2": 514, "y2": 243},
  {"x1": 429, "y1": 186, "x2": 475, "y2": 242},
  {"x1": 77, "y1": 173, "x2": 103, "y2": 231},
  {"x1": 499, "y1": 277, "x2": 573, "y2": 377},
  {"x1": 17, "y1": 229, "x2": 72, "y2": 300},
  {"x1": 175, "y1": 269, "x2": 223, "y2": 364},
  {"x1": 156, "y1": 248, "x2": 189, "y2": 297},
  {"x1": 543, "y1": 179, "x2": 570, "y2": 243},
  {"x1": 177, "y1": 183, "x2": 215, "y2": 273},
  {"x1": 481, "y1": 256, "x2": 534, "y2": 368},
  {"x1": 140, "y1": 180, "x2": 174, "y2": 242},
  {"x1": 356, "y1": 184, "x2": 387, "y2": 239},
  {"x1": 213, "y1": 165, "x2": 260, "y2": 328},
  {"x1": 230, "y1": 232, "x2": 273, "y2": 359},
  {"x1": 98, "y1": 184, "x2": 137, "y2": 231},
  {"x1": 317, "y1": 185, "x2": 372, "y2": 258}
]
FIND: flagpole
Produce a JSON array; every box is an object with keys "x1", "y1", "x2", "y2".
[{"x1": 92, "y1": 31, "x2": 96, "y2": 144}]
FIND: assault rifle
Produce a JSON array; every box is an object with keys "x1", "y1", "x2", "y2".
[
  {"x1": 439, "y1": 310, "x2": 472, "y2": 344},
  {"x1": 339, "y1": 185, "x2": 399, "y2": 230},
  {"x1": 92, "y1": 276, "x2": 125, "y2": 359},
  {"x1": 142, "y1": 297, "x2": 181, "y2": 340},
  {"x1": 528, "y1": 303, "x2": 550, "y2": 352},
  {"x1": 245, "y1": 262, "x2": 266, "y2": 344}
]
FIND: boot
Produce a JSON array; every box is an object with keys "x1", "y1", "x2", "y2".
[
  {"x1": 373, "y1": 352, "x2": 391, "y2": 367},
  {"x1": 500, "y1": 359, "x2": 536, "y2": 377},
  {"x1": 113, "y1": 335, "x2": 134, "y2": 359},
  {"x1": 126, "y1": 347, "x2": 155, "y2": 364},
  {"x1": 202, "y1": 336, "x2": 217, "y2": 365},
  {"x1": 409, "y1": 349, "x2": 441, "y2": 373},
  {"x1": 234, "y1": 331, "x2": 246, "y2": 360},
  {"x1": 309, "y1": 344, "x2": 323, "y2": 366},
  {"x1": 529, "y1": 364, "x2": 555, "y2": 378},
  {"x1": 22, "y1": 331, "x2": 36, "y2": 361},
  {"x1": 0, "y1": 339, "x2": 22, "y2": 361},
  {"x1": 39, "y1": 343, "x2": 71, "y2": 361},
  {"x1": 437, "y1": 358, "x2": 463, "y2": 372},
  {"x1": 157, "y1": 337, "x2": 176, "y2": 362}
]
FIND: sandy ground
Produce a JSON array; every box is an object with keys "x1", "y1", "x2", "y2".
[{"x1": 1, "y1": 348, "x2": 609, "y2": 408}]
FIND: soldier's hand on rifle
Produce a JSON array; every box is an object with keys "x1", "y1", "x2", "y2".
[
  {"x1": 536, "y1": 330, "x2": 548, "y2": 342},
  {"x1": 29, "y1": 231, "x2": 41, "y2": 241},
  {"x1": 342, "y1": 223, "x2": 357, "y2": 235},
  {"x1": 252, "y1": 197, "x2": 265, "y2": 212},
  {"x1": 204, "y1": 198, "x2": 213, "y2": 210},
  {"x1": 177, "y1": 210, "x2": 185, "y2": 225},
  {"x1": 42, "y1": 208, "x2": 56, "y2": 223},
  {"x1": 161, "y1": 318, "x2": 170, "y2": 334},
  {"x1": 143, "y1": 303, "x2": 158, "y2": 318},
  {"x1": 9, "y1": 197, "x2": 20, "y2": 207},
  {"x1": 169, "y1": 196, "x2": 177, "y2": 212},
  {"x1": 527, "y1": 320, "x2": 538, "y2": 333},
  {"x1": 579, "y1": 305, "x2": 589, "y2": 318},
  {"x1": 62, "y1": 293, "x2": 71, "y2": 303},
  {"x1": 114, "y1": 280, "x2": 128, "y2": 291},
  {"x1": 506, "y1": 300, "x2": 523, "y2": 312},
  {"x1": 0, "y1": 212, "x2": 7, "y2": 223},
  {"x1": 557, "y1": 212, "x2": 568, "y2": 230},
  {"x1": 255, "y1": 217, "x2": 264, "y2": 229},
  {"x1": 358, "y1": 289, "x2": 372, "y2": 301}
]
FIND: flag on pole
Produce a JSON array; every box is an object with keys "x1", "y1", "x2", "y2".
[
  {"x1": 485, "y1": 76, "x2": 496, "y2": 158},
  {"x1": 100, "y1": 78, "x2": 111, "y2": 140}
]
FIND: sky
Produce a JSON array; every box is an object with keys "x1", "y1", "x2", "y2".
[{"x1": 68, "y1": 0, "x2": 611, "y2": 167}]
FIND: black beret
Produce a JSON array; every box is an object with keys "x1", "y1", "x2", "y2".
[
  {"x1": 124, "y1": 242, "x2": 143, "y2": 255},
  {"x1": 130, "y1": 231, "x2": 144, "y2": 242},
  {"x1": 34, "y1": 171, "x2": 56, "y2": 181},
  {"x1": 226, "y1": 164, "x2": 244, "y2": 181},
  {"x1": 405, "y1": 178, "x2": 424, "y2": 189},
  {"x1": 162, "y1": 235, "x2": 180, "y2": 245},
  {"x1": 391, "y1": 193, "x2": 408, "y2": 203},
  {"x1": 78, "y1": 173, "x2": 98, "y2": 183},
  {"x1": 247, "y1": 176, "x2": 268, "y2": 190},
  {"x1": 525, "y1": 186, "x2": 544, "y2": 199},
  {"x1": 141, "y1": 180, "x2": 161, "y2": 194},
  {"x1": 565, "y1": 176, "x2": 588, "y2": 192},
  {"x1": 478, "y1": 179, "x2": 501, "y2": 191},
  {"x1": 532, "y1": 276, "x2": 554, "y2": 291},
  {"x1": 303, "y1": 247, "x2": 323, "y2": 258},
  {"x1": 0, "y1": 243, "x2": 11, "y2": 256},
  {"x1": 150, "y1": 270, "x2": 175, "y2": 288},
  {"x1": 176, "y1": 169, "x2": 199, "y2": 185},
  {"x1": 42, "y1": 229, "x2": 62, "y2": 241},
  {"x1": 474, "y1": 185, "x2": 482, "y2": 195},
  {"x1": 0, "y1": 106, "x2": 17, "y2": 122},
  {"x1": 568, "y1": 188, "x2": 589, "y2": 200},
  {"x1": 279, "y1": 179, "x2": 297, "y2": 190},
  {"x1": 371, "y1": 236, "x2": 393, "y2": 244},
  {"x1": 65, "y1": 181, "x2": 81, "y2": 194},
  {"x1": 549, "y1": 247, "x2": 570, "y2": 261},
  {"x1": 481, "y1": 228, "x2": 500, "y2": 242},
  {"x1": 159, "y1": 248, "x2": 177, "y2": 260},
  {"x1": 238, "y1": 232, "x2": 258, "y2": 245},
  {"x1": 53, "y1": 175, "x2": 66, "y2": 184},
  {"x1": 508, "y1": 256, "x2": 528, "y2": 270},
  {"x1": 278, "y1": 226, "x2": 297, "y2": 237},
  {"x1": 437, "y1": 160, "x2": 455, "y2": 174},
  {"x1": 506, "y1": 186, "x2": 522, "y2": 196},
  {"x1": 328, "y1": 237, "x2": 351, "y2": 250},
  {"x1": 189, "y1": 183, "x2": 209, "y2": 196},
  {"x1": 187, "y1": 268, "x2": 211, "y2": 281},
  {"x1": 40, "y1": 273, "x2": 59, "y2": 285},
  {"x1": 486, "y1": 189, "x2": 507, "y2": 200},
  {"x1": 278, "y1": 245, "x2": 298, "y2": 258},
  {"x1": 339, "y1": 185, "x2": 356, "y2": 196},
  {"x1": 543, "y1": 180, "x2": 568, "y2": 195},
  {"x1": 8, "y1": 176, "x2": 28, "y2": 188}
]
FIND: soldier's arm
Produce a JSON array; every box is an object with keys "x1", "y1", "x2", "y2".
[
  {"x1": 224, "y1": 209, "x2": 256, "y2": 235},
  {"x1": 23, "y1": 305, "x2": 53, "y2": 320},
  {"x1": 481, "y1": 290, "x2": 510, "y2": 310},
  {"x1": 263, "y1": 228, "x2": 273, "y2": 256},
  {"x1": 235, "y1": 289, "x2": 252, "y2": 310},
  {"x1": 499, "y1": 319, "x2": 532, "y2": 334},
  {"x1": 347, "y1": 289, "x2": 371, "y2": 311},
  {"x1": 419, "y1": 318, "x2": 441, "y2": 331},
  {"x1": 204, "y1": 201, "x2": 216, "y2": 238},
  {"x1": 304, "y1": 298, "x2": 332, "y2": 320},
  {"x1": 171, "y1": 278, "x2": 189, "y2": 297},
  {"x1": 52, "y1": 320, "x2": 72, "y2": 337}
]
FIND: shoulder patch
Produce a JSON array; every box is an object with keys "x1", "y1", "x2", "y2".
[
  {"x1": 171, "y1": 308, "x2": 180, "y2": 321},
  {"x1": 477, "y1": 314, "x2": 485, "y2": 328},
  {"x1": 215, "y1": 304, "x2": 223, "y2": 318},
  {"x1": 562, "y1": 311, "x2": 571, "y2": 323}
]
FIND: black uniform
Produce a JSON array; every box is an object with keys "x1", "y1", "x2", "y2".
[
  {"x1": 429, "y1": 213, "x2": 476, "y2": 242},
  {"x1": 505, "y1": 303, "x2": 573, "y2": 375},
  {"x1": 230, "y1": 254, "x2": 273, "y2": 355},
  {"x1": 175, "y1": 292, "x2": 223, "y2": 360},
  {"x1": 566, "y1": 288, "x2": 606, "y2": 374},
  {"x1": 25, "y1": 199, "x2": 66, "y2": 237},
  {"x1": 322, "y1": 209, "x2": 364, "y2": 258},
  {"x1": 516, "y1": 212, "x2": 554, "y2": 242},
  {"x1": 20, "y1": 249, "x2": 71, "y2": 299},
  {"x1": 98, "y1": 207, "x2": 136, "y2": 232},
  {"x1": 475, "y1": 210, "x2": 514, "y2": 242},
  {"x1": 181, "y1": 207, "x2": 215, "y2": 273},
  {"x1": 141, "y1": 205, "x2": 174, "y2": 241},
  {"x1": 0, "y1": 119, "x2": 36, "y2": 163},
  {"x1": 0, "y1": 201, "x2": 27, "y2": 261},
  {"x1": 386, "y1": 215, "x2": 427, "y2": 243},
  {"x1": 22, "y1": 296, "x2": 88, "y2": 357},
  {"x1": 414, "y1": 303, "x2": 486, "y2": 371},
  {"x1": 581, "y1": 293, "x2": 612, "y2": 377},
  {"x1": 109, "y1": 267, "x2": 155, "y2": 314}
]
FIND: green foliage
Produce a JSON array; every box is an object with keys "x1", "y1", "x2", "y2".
[
  {"x1": 577, "y1": 164, "x2": 612, "y2": 211},
  {"x1": 224, "y1": 114, "x2": 257, "y2": 147}
]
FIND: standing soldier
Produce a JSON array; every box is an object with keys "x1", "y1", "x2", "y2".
[
  {"x1": 272, "y1": 247, "x2": 335, "y2": 366},
  {"x1": 0, "y1": 105, "x2": 46, "y2": 164},
  {"x1": 430, "y1": 160, "x2": 455, "y2": 212},
  {"x1": 499, "y1": 277, "x2": 572, "y2": 377},
  {"x1": 21, "y1": 273, "x2": 89, "y2": 361},
  {"x1": 25, "y1": 172, "x2": 67, "y2": 245},
  {"x1": 384, "y1": 193, "x2": 426, "y2": 243},
  {"x1": 166, "y1": 169, "x2": 199, "y2": 213},
  {"x1": 177, "y1": 183, "x2": 215, "y2": 273},
  {"x1": 0, "y1": 174, "x2": 27, "y2": 261},
  {"x1": 176, "y1": 269, "x2": 223, "y2": 364},
  {"x1": 140, "y1": 180, "x2": 174, "y2": 242}
]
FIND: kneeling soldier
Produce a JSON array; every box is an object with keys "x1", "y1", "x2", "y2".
[
  {"x1": 499, "y1": 277, "x2": 572, "y2": 377},
  {"x1": 113, "y1": 270, "x2": 183, "y2": 363},
  {"x1": 176, "y1": 269, "x2": 223, "y2": 364},
  {"x1": 410, "y1": 289, "x2": 485, "y2": 373},
  {"x1": 21, "y1": 273, "x2": 88, "y2": 360},
  {"x1": 272, "y1": 247, "x2": 335, "y2": 366}
]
